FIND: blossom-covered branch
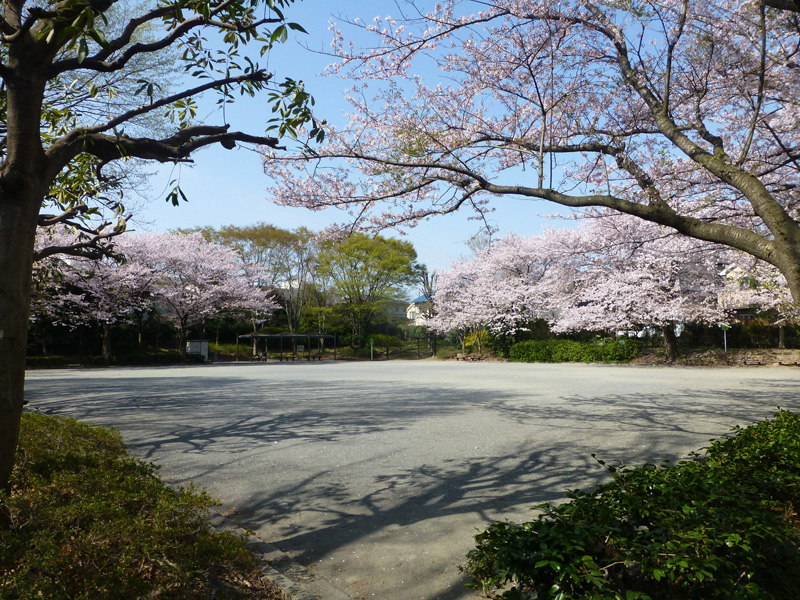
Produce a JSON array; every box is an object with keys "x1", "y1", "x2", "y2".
[{"x1": 264, "y1": 0, "x2": 800, "y2": 303}]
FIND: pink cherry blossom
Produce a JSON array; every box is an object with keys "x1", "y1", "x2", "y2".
[{"x1": 263, "y1": 0, "x2": 800, "y2": 304}]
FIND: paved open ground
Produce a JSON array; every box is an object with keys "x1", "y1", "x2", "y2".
[{"x1": 24, "y1": 361, "x2": 800, "y2": 600}]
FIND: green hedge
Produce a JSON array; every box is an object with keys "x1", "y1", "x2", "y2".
[
  {"x1": 508, "y1": 339, "x2": 641, "y2": 363},
  {"x1": 464, "y1": 410, "x2": 800, "y2": 599},
  {"x1": 26, "y1": 352, "x2": 204, "y2": 368}
]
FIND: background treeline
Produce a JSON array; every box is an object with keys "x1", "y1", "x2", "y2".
[
  {"x1": 428, "y1": 214, "x2": 799, "y2": 362},
  {"x1": 29, "y1": 224, "x2": 426, "y2": 363}
]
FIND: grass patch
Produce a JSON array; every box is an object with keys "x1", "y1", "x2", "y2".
[
  {"x1": 209, "y1": 343, "x2": 241, "y2": 359},
  {"x1": 1, "y1": 412, "x2": 280, "y2": 599},
  {"x1": 464, "y1": 410, "x2": 800, "y2": 599}
]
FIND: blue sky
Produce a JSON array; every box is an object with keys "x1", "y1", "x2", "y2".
[{"x1": 131, "y1": 1, "x2": 575, "y2": 279}]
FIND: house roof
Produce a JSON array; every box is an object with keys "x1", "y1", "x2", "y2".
[{"x1": 410, "y1": 295, "x2": 430, "y2": 304}]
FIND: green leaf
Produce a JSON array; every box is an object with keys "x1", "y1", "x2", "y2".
[
  {"x1": 270, "y1": 24, "x2": 288, "y2": 45},
  {"x1": 77, "y1": 38, "x2": 89, "y2": 64}
]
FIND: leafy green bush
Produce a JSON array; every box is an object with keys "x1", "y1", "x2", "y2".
[
  {"x1": 24, "y1": 356, "x2": 70, "y2": 369},
  {"x1": 1, "y1": 413, "x2": 267, "y2": 599},
  {"x1": 463, "y1": 410, "x2": 800, "y2": 599},
  {"x1": 371, "y1": 333, "x2": 401, "y2": 347},
  {"x1": 209, "y1": 342, "x2": 240, "y2": 358},
  {"x1": 436, "y1": 347, "x2": 460, "y2": 360},
  {"x1": 509, "y1": 340, "x2": 553, "y2": 362},
  {"x1": 509, "y1": 339, "x2": 640, "y2": 363},
  {"x1": 600, "y1": 339, "x2": 641, "y2": 362},
  {"x1": 26, "y1": 352, "x2": 204, "y2": 369},
  {"x1": 550, "y1": 340, "x2": 600, "y2": 362}
]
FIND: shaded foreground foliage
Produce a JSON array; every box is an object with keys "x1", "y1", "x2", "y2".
[
  {"x1": 0, "y1": 413, "x2": 279, "y2": 599},
  {"x1": 464, "y1": 410, "x2": 800, "y2": 599}
]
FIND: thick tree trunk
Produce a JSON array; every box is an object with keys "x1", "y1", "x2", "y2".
[
  {"x1": 662, "y1": 324, "x2": 678, "y2": 363},
  {"x1": 771, "y1": 241, "x2": 800, "y2": 306},
  {"x1": 0, "y1": 187, "x2": 41, "y2": 520},
  {"x1": 102, "y1": 322, "x2": 112, "y2": 363},
  {"x1": 0, "y1": 30, "x2": 53, "y2": 522},
  {"x1": 179, "y1": 326, "x2": 188, "y2": 357}
]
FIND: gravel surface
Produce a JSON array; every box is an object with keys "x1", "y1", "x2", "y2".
[{"x1": 25, "y1": 360, "x2": 800, "y2": 600}]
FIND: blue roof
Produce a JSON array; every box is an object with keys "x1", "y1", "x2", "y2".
[{"x1": 410, "y1": 295, "x2": 430, "y2": 304}]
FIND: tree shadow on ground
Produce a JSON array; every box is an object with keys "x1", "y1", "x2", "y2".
[{"x1": 24, "y1": 368, "x2": 800, "y2": 600}]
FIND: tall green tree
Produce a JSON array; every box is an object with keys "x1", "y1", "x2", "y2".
[
  {"x1": 316, "y1": 233, "x2": 420, "y2": 347},
  {"x1": 0, "y1": 0, "x2": 322, "y2": 516},
  {"x1": 186, "y1": 223, "x2": 316, "y2": 333}
]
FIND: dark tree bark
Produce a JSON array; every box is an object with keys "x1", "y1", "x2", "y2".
[
  {"x1": 662, "y1": 324, "x2": 679, "y2": 363},
  {"x1": 0, "y1": 24, "x2": 51, "y2": 508},
  {"x1": 102, "y1": 322, "x2": 112, "y2": 363}
]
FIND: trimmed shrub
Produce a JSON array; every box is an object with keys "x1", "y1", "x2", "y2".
[
  {"x1": 509, "y1": 339, "x2": 640, "y2": 363},
  {"x1": 509, "y1": 340, "x2": 553, "y2": 362},
  {"x1": 600, "y1": 339, "x2": 641, "y2": 362},
  {"x1": 463, "y1": 410, "x2": 800, "y2": 600}
]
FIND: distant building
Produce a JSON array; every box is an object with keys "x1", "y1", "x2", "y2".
[
  {"x1": 717, "y1": 264, "x2": 759, "y2": 319},
  {"x1": 406, "y1": 295, "x2": 432, "y2": 326}
]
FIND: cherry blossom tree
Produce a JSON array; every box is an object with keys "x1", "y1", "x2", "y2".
[
  {"x1": 32, "y1": 228, "x2": 160, "y2": 360},
  {"x1": 264, "y1": 0, "x2": 800, "y2": 306},
  {"x1": 31, "y1": 226, "x2": 154, "y2": 359},
  {"x1": 185, "y1": 223, "x2": 317, "y2": 333},
  {"x1": 123, "y1": 233, "x2": 276, "y2": 355},
  {"x1": 549, "y1": 214, "x2": 726, "y2": 360},
  {"x1": 426, "y1": 258, "x2": 482, "y2": 351},
  {"x1": 31, "y1": 231, "x2": 276, "y2": 358},
  {"x1": 429, "y1": 214, "x2": 731, "y2": 360},
  {"x1": 29, "y1": 230, "x2": 93, "y2": 354},
  {"x1": 66, "y1": 245, "x2": 157, "y2": 361},
  {"x1": 427, "y1": 233, "x2": 561, "y2": 348}
]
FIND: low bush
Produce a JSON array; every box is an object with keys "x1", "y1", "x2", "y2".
[
  {"x1": 509, "y1": 340, "x2": 553, "y2": 362},
  {"x1": 509, "y1": 339, "x2": 640, "y2": 363},
  {"x1": 209, "y1": 342, "x2": 240, "y2": 356},
  {"x1": 25, "y1": 352, "x2": 205, "y2": 369},
  {"x1": 463, "y1": 410, "x2": 800, "y2": 599},
  {"x1": 106, "y1": 352, "x2": 205, "y2": 366},
  {"x1": 1, "y1": 412, "x2": 275, "y2": 599},
  {"x1": 371, "y1": 333, "x2": 401, "y2": 347},
  {"x1": 24, "y1": 356, "x2": 70, "y2": 369},
  {"x1": 600, "y1": 339, "x2": 641, "y2": 362},
  {"x1": 435, "y1": 347, "x2": 460, "y2": 360}
]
